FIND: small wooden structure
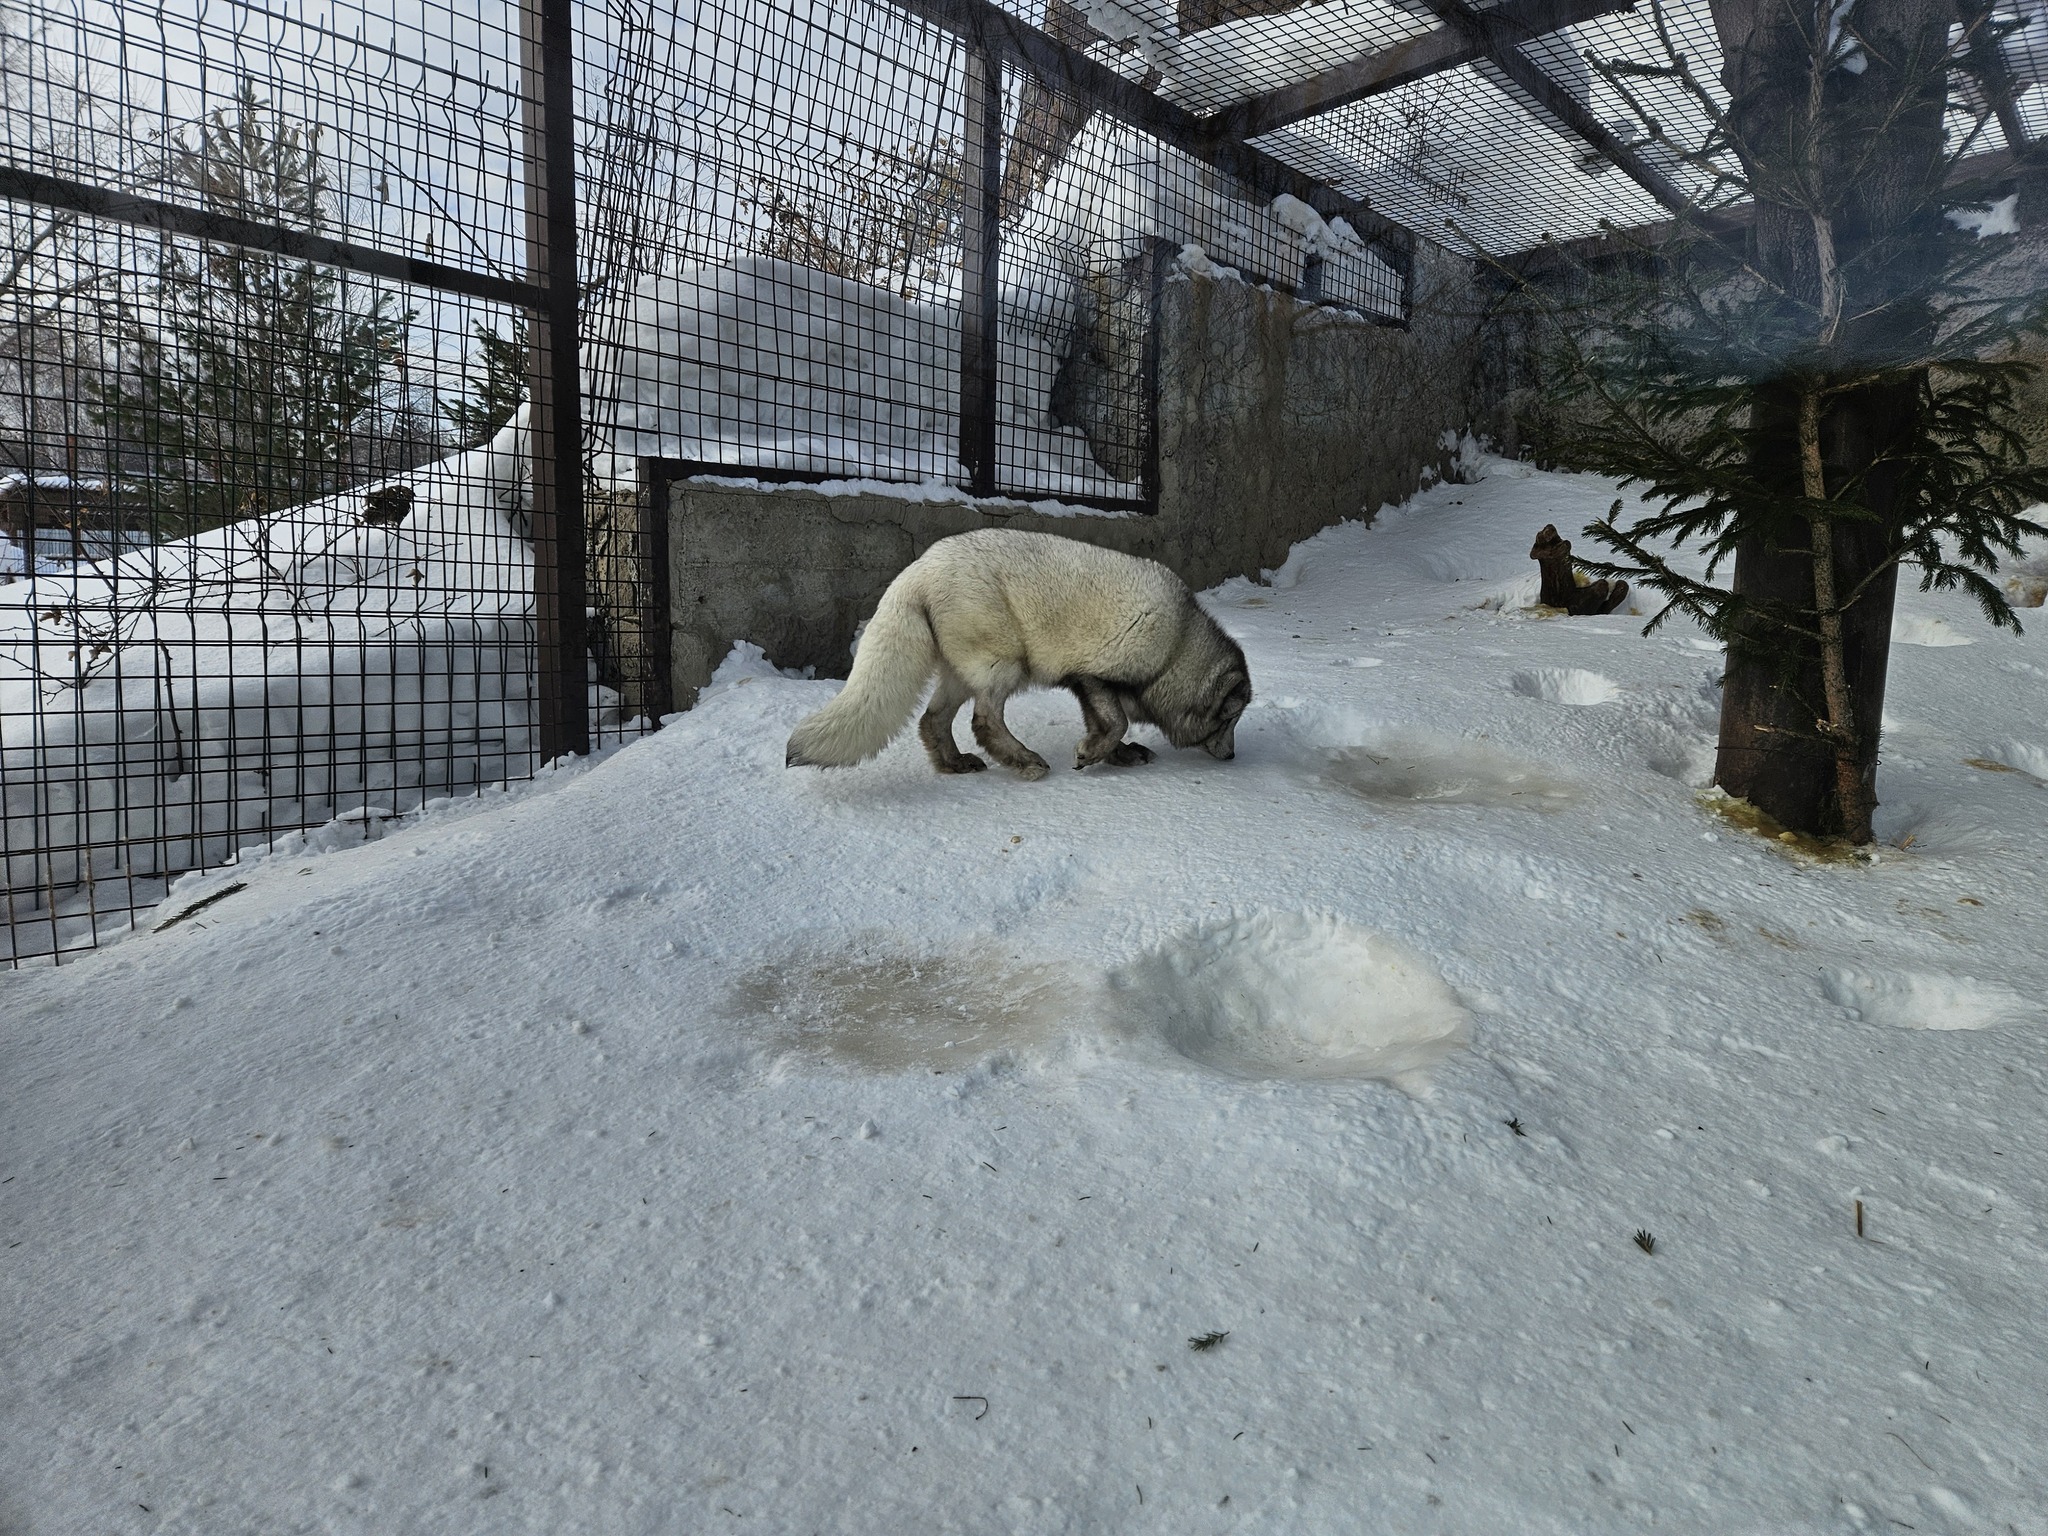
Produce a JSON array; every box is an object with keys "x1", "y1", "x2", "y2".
[{"x1": 0, "y1": 474, "x2": 144, "y2": 561}]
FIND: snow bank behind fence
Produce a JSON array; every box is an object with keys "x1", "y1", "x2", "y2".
[
  {"x1": 585, "y1": 255, "x2": 1143, "y2": 501},
  {"x1": 0, "y1": 418, "x2": 557, "y2": 919}
]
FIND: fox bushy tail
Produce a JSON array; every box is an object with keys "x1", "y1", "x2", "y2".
[{"x1": 785, "y1": 580, "x2": 937, "y2": 767}]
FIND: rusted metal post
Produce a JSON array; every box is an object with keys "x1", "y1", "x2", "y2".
[
  {"x1": 520, "y1": 0, "x2": 590, "y2": 760},
  {"x1": 957, "y1": 38, "x2": 1003, "y2": 497}
]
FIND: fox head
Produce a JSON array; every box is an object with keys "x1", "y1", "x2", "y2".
[
  {"x1": 1152, "y1": 619, "x2": 1250, "y2": 760},
  {"x1": 1194, "y1": 661, "x2": 1252, "y2": 759}
]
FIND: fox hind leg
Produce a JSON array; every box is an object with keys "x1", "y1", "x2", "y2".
[
  {"x1": 918, "y1": 667, "x2": 985, "y2": 774},
  {"x1": 971, "y1": 692, "x2": 1050, "y2": 781}
]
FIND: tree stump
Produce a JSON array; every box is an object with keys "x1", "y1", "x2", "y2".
[{"x1": 1530, "y1": 524, "x2": 1629, "y2": 615}]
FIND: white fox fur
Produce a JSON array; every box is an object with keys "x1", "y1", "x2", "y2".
[{"x1": 786, "y1": 529, "x2": 1251, "y2": 779}]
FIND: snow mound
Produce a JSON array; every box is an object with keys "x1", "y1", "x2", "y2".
[
  {"x1": 1820, "y1": 969, "x2": 2033, "y2": 1031},
  {"x1": 1260, "y1": 543, "x2": 1314, "y2": 590},
  {"x1": 1109, "y1": 911, "x2": 1469, "y2": 1086},
  {"x1": 1474, "y1": 572, "x2": 1542, "y2": 612},
  {"x1": 732, "y1": 946, "x2": 1071, "y2": 1072},
  {"x1": 1323, "y1": 730, "x2": 1577, "y2": 811},
  {"x1": 1892, "y1": 614, "x2": 1975, "y2": 647},
  {"x1": 1511, "y1": 667, "x2": 1620, "y2": 705},
  {"x1": 701, "y1": 640, "x2": 813, "y2": 700}
]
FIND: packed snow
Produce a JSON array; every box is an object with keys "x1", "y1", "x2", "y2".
[{"x1": 5, "y1": 453, "x2": 2047, "y2": 1532}]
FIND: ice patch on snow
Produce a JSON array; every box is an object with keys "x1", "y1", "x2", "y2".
[
  {"x1": 733, "y1": 945, "x2": 1072, "y2": 1072},
  {"x1": 1820, "y1": 969, "x2": 2032, "y2": 1031},
  {"x1": 1322, "y1": 730, "x2": 1578, "y2": 811},
  {"x1": 1511, "y1": 667, "x2": 1621, "y2": 705},
  {"x1": 1109, "y1": 911, "x2": 1469, "y2": 1086},
  {"x1": 1891, "y1": 614, "x2": 1974, "y2": 647}
]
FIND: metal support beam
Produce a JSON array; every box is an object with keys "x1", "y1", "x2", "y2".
[
  {"x1": 0, "y1": 165, "x2": 546, "y2": 312},
  {"x1": 1201, "y1": 0, "x2": 1637, "y2": 141},
  {"x1": 520, "y1": 0, "x2": 590, "y2": 762},
  {"x1": 883, "y1": 0, "x2": 1415, "y2": 280},
  {"x1": 1956, "y1": 0, "x2": 2031, "y2": 157},
  {"x1": 1410, "y1": 0, "x2": 1694, "y2": 218},
  {"x1": 957, "y1": 39, "x2": 1003, "y2": 497}
]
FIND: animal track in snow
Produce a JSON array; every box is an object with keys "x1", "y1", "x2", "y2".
[
  {"x1": 1324, "y1": 731, "x2": 1577, "y2": 811},
  {"x1": 1511, "y1": 667, "x2": 1621, "y2": 706},
  {"x1": 1109, "y1": 911, "x2": 1469, "y2": 1086},
  {"x1": 1820, "y1": 969, "x2": 2032, "y2": 1031}
]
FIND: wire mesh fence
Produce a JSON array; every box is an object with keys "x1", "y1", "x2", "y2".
[
  {"x1": 0, "y1": 0, "x2": 586, "y2": 963},
  {"x1": 0, "y1": 0, "x2": 1412, "y2": 964}
]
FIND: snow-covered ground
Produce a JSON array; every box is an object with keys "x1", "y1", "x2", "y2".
[{"x1": 4, "y1": 455, "x2": 2046, "y2": 1533}]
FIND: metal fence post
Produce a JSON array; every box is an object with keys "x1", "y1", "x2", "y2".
[
  {"x1": 521, "y1": 0, "x2": 590, "y2": 761},
  {"x1": 635, "y1": 459, "x2": 676, "y2": 723},
  {"x1": 957, "y1": 38, "x2": 1003, "y2": 498}
]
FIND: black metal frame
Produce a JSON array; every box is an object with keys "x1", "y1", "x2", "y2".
[
  {"x1": 522, "y1": 0, "x2": 590, "y2": 763},
  {"x1": 1200, "y1": 0, "x2": 1641, "y2": 142},
  {"x1": 0, "y1": 166, "x2": 548, "y2": 313},
  {"x1": 898, "y1": 0, "x2": 1418, "y2": 289}
]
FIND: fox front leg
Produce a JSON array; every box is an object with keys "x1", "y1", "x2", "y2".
[{"x1": 1068, "y1": 677, "x2": 1154, "y2": 769}]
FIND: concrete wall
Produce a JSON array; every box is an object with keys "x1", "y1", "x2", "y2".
[{"x1": 661, "y1": 240, "x2": 1487, "y2": 706}]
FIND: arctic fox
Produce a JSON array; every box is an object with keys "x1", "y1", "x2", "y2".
[{"x1": 785, "y1": 529, "x2": 1251, "y2": 779}]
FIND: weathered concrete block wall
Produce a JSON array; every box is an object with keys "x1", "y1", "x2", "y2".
[{"x1": 663, "y1": 240, "x2": 1486, "y2": 706}]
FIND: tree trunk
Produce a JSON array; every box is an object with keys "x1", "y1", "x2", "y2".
[
  {"x1": 1707, "y1": 0, "x2": 1949, "y2": 841},
  {"x1": 1715, "y1": 511, "x2": 1900, "y2": 836}
]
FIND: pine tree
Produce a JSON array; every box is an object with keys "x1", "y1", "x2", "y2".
[
  {"x1": 439, "y1": 315, "x2": 529, "y2": 450},
  {"x1": 90, "y1": 84, "x2": 410, "y2": 534},
  {"x1": 1514, "y1": 0, "x2": 2048, "y2": 844}
]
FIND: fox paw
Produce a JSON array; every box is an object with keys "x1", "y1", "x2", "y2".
[
  {"x1": 1013, "y1": 757, "x2": 1050, "y2": 781},
  {"x1": 935, "y1": 753, "x2": 987, "y2": 774},
  {"x1": 1106, "y1": 741, "x2": 1154, "y2": 767}
]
